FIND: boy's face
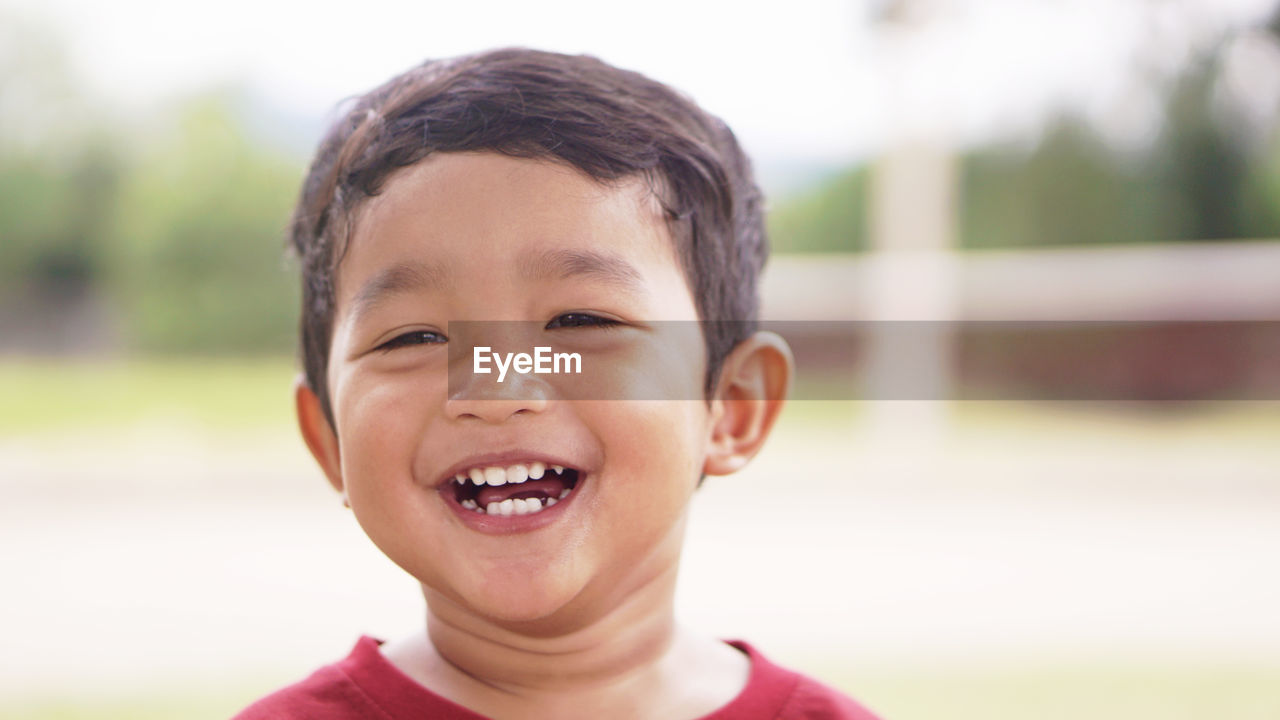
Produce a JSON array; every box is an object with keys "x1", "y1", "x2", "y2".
[{"x1": 313, "y1": 152, "x2": 713, "y2": 626}]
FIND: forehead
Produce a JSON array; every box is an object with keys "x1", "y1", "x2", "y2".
[{"x1": 334, "y1": 152, "x2": 680, "y2": 310}]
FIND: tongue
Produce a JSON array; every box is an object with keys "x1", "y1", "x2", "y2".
[{"x1": 475, "y1": 477, "x2": 568, "y2": 506}]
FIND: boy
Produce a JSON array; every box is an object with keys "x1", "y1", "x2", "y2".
[{"x1": 234, "y1": 48, "x2": 880, "y2": 719}]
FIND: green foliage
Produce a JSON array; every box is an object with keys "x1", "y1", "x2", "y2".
[
  {"x1": 767, "y1": 166, "x2": 871, "y2": 253},
  {"x1": 6, "y1": 14, "x2": 1280, "y2": 355},
  {"x1": 108, "y1": 93, "x2": 303, "y2": 354},
  {"x1": 1, "y1": 17, "x2": 304, "y2": 355},
  {"x1": 0, "y1": 14, "x2": 120, "y2": 299},
  {"x1": 1155, "y1": 55, "x2": 1252, "y2": 241},
  {"x1": 769, "y1": 41, "x2": 1280, "y2": 252},
  {"x1": 0, "y1": 153, "x2": 77, "y2": 286},
  {"x1": 0, "y1": 141, "x2": 123, "y2": 311},
  {"x1": 1240, "y1": 132, "x2": 1280, "y2": 238},
  {"x1": 959, "y1": 120, "x2": 1184, "y2": 248}
]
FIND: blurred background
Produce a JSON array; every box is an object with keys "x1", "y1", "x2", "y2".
[{"x1": 2, "y1": 0, "x2": 1278, "y2": 718}]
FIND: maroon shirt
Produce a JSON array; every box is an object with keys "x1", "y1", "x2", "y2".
[{"x1": 233, "y1": 636, "x2": 882, "y2": 719}]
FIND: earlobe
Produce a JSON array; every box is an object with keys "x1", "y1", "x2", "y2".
[
  {"x1": 294, "y1": 375, "x2": 346, "y2": 501},
  {"x1": 703, "y1": 332, "x2": 793, "y2": 477}
]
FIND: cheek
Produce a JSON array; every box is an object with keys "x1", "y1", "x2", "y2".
[
  {"x1": 335, "y1": 372, "x2": 456, "y2": 585},
  {"x1": 597, "y1": 400, "x2": 709, "y2": 523},
  {"x1": 335, "y1": 370, "x2": 434, "y2": 505}
]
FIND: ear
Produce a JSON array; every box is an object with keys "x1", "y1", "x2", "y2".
[
  {"x1": 294, "y1": 375, "x2": 346, "y2": 505},
  {"x1": 703, "y1": 331, "x2": 793, "y2": 476}
]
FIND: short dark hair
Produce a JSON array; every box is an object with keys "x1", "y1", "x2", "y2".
[{"x1": 291, "y1": 47, "x2": 767, "y2": 426}]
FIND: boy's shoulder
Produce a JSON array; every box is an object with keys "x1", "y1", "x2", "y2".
[
  {"x1": 231, "y1": 636, "x2": 882, "y2": 720},
  {"x1": 230, "y1": 636, "x2": 469, "y2": 720},
  {"x1": 723, "y1": 639, "x2": 883, "y2": 720}
]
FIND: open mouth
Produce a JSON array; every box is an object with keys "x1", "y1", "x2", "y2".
[{"x1": 448, "y1": 462, "x2": 582, "y2": 517}]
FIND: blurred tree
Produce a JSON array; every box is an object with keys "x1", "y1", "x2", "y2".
[
  {"x1": 0, "y1": 12, "x2": 123, "y2": 352},
  {"x1": 109, "y1": 90, "x2": 302, "y2": 354},
  {"x1": 0, "y1": 131, "x2": 124, "y2": 299},
  {"x1": 1150, "y1": 50, "x2": 1251, "y2": 242},
  {"x1": 960, "y1": 118, "x2": 1182, "y2": 248},
  {"x1": 1, "y1": 13, "x2": 302, "y2": 355},
  {"x1": 768, "y1": 15, "x2": 1280, "y2": 252},
  {"x1": 1241, "y1": 133, "x2": 1280, "y2": 238},
  {"x1": 767, "y1": 166, "x2": 870, "y2": 252}
]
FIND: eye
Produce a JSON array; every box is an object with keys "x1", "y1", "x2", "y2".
[
  {"x1": 546, "y1": 312, "x2": 619, "y2": 330},
  {"x1": 377, "y1": 329, "x2": 447, "y2": 351}
]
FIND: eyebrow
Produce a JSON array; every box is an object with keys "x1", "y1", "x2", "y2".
[
  {"x1": 521, "y1": 248, "x2": 646, "y2": 295},
  {"x1": 347, "y1": 249, "x2": 646, "y2": 323},
  {"x1": 348, "y1": 259, "x2": 450, "y2": 322}
]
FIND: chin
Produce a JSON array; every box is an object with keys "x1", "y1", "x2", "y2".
[{"x1": 462, "y1": 563, "x2": 592, "y2": 629}]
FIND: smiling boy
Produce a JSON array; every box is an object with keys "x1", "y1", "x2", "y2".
[{"x1": 233, "y1": 49, "x2": 880, "y2": 720}]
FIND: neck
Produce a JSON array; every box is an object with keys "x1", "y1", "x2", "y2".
[
  {"x1": 426, "y1": 561, "x2": 679, "y2": 695},
  {"x1": 385, "y1": 517, "x2": 727, "y2": 720}
]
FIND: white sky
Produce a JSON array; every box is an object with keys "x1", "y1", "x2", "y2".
[{"x1": 5, "y1": 0, "x2": 1278, "y2": 172}]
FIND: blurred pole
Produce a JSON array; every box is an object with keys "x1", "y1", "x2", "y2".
[{"x1": 863, "y1": 0, "x2": 957, "y2": 451}]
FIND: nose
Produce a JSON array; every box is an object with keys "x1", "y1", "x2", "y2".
[{"x1": 446, "y1": 356, "x2": 551, "y2": 423}]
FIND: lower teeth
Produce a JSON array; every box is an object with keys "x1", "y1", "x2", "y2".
[{"x1": 461, "y1": 488, "x2": 572, "y2": 516}]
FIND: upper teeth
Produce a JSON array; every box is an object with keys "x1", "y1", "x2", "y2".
[{"x1": 453, "y1": 461, "x2": 567, "y2": 487}]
